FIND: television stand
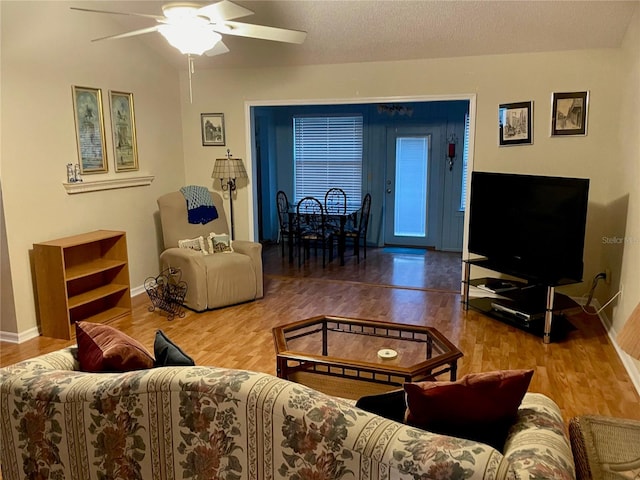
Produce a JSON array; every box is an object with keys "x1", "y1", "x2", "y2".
[{"x1": 462, "y1": 259, "x2": 580, "y2": 343}]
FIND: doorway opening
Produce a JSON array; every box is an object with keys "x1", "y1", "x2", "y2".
[{"x1": 245, "y1": 95, "x2": 476, "y2": 282}]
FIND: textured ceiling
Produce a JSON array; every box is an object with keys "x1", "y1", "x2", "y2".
[{"x1": 70, "y1": 0, "x2": 639, "y2": 70}]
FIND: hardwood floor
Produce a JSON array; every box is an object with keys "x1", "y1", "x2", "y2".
[{"x1": 1, "y1": 243, "x2": 638, "y2": 425}]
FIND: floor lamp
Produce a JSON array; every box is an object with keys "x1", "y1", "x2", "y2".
[{"x1": 211, "y1": 149, "x2": 247, "y2": 240}]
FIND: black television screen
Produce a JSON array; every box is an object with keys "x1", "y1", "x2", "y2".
[{"x1": 468, "y1": 172, "x2": 590, "y2": 284}]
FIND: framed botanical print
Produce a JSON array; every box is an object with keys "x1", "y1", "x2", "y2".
[
  {"x1": 72, "y1": 86, "x2": 108, "y2": 173},
  {"x1": 551, "y1": 91, "x2": 589, "y2": 136},
  {"x1": 201, "y1": 113, "x2": 225, "y2": 146},
  {"x1": 499, "y1": 101, "x2": 533, "y2": 146},
  {"x1": 109, "y1": 91, "x2": 139, "y2": 172}
]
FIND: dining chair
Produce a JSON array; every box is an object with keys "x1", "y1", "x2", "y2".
[
  {"x1": 276, "y1": 190, "x2": 294, "y2": 258},
  {"x1": 324, "y1": 187, "x2": 347, "y2": 236},
  {"x1": 344, "y1": 193, "x2": 371, "y2": 263},
  {"x1": 324, "y1": 188, "x2": 347, "y2": 215},
  {"x1": 296, "y1": 196, "x2": 334, "y2": 267}
]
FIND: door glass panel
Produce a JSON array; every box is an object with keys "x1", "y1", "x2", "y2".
[{"x1": 394, "y1": 137, "x2": 428, "y2": 237}]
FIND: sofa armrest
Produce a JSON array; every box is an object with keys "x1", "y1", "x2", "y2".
[
  {"x1": 160, "y1": 246, "x2": 208, "y2": 265},
  {"x1": 231, "y1": 240, "x2": 263, "y2": 298},
  {"x1": 498, "y1": 392, "x2": 576, "y2": 480},
  {"x1": 160, "y1": 247, "x2": 209, "y2": 311},
  {"x1": 0, "y1": 347, "x2": 78, "y2": 377}
]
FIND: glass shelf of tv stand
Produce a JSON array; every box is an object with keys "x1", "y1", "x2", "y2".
[{"x1": 462, "y1": 258, "x2": 580, "y2": 344}]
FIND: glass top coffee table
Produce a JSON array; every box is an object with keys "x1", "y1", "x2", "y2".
[{"x1": 272, "y1": 315, "x2": 463, "y2": 399}]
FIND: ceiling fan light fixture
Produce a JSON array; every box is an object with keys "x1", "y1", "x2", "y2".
[
  {"x1": 73, "y1": 1, "x2": 306, "y2": 60},
  {"x1": 162, "y1": 3, "x2": 202, "y2": 20},
  {"x1": 158, "y1": 23, "x2": 222, "y2": 55}
]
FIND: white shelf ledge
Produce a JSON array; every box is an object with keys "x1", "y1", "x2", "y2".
[{"x1": 63, "y1": 175, "x2": 154, "y2": 194}]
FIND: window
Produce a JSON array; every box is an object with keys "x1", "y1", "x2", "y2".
[
  {"x1": 293, "y1": 115, "x2": 363, "y2": 210},
  {"x1": 460, "y1": 113, "x2": 470, "y2": 211},
  {"x1": 394, "y1": 136, "x2": 428, "y2": 237}
]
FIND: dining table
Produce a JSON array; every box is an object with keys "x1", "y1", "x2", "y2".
[{"x1": 287, "y1": 205, "x2": 360, "y2": 266}]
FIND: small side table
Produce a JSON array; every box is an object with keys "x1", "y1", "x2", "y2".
[{"x1": 569, "y1": 415, "x2": 640, "y2": 480}]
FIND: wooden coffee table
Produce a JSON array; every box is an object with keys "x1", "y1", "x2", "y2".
[{"x1": 272, "y1": 315, "x2": 463, "y2": 399}]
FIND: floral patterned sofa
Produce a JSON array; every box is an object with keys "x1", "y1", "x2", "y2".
[{"x1": 0, "y1": 348, "x2": 575, "y2": 480}]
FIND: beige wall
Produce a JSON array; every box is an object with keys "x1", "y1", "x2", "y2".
[
  {"x1": 0, "y1": 5, "x2": 15, "y2": 334},
  {"x1": 1, "y1": 183, "x2": 18, "y2": 335},
  {"x1": 612, "y1": 7, "x2": 640, "y2": 377},
  {"x1": 181, "y1": 46, "x2": 627, "y2": 297},
  {"x1": 1, "y1": 1, "x2": 186, "y2": 337}
]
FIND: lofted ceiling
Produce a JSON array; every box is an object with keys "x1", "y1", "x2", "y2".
[{"x1": 70, "y1": 0, "x2": 639, "y2": 70}]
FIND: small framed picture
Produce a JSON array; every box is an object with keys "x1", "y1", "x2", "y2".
[
  {"x1": 499, "y1": 101, "x2": 533, "y2": 146},
  {"x1": 201, "y1": 113, "x2": 225, "y2": 146},
  {"x1": 551, "y1": 91, "x2": 589, "y2": 136},
  {"x1": 109, "y1": 91, "x2": 139, "y2": 172},
  {"x1": 72, "y1": 86, "x2": 108, "y2": 173}
]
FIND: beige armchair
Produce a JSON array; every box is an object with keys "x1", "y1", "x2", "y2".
[{"x1": 157, "y1": 191, "x2": 263, "y2": 312}]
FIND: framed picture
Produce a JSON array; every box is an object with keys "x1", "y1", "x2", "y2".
[
  {"x1": 109, "y1": 91, "x2": 139, "y2": 172},
  {"x1": 551, "y1": 91, "x2": 589, "y2": 136},
  {"x1": 201, "y1": 113, "x2": 225, "y2": 146},
  {"x1": 499, "y1": 101, "x2": 533, "y2": 146},
  {"x1": 72, "y1": 86, "x2": 108, "y2": 173}
]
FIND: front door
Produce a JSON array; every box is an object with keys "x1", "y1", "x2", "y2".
[{"x1": 384, "y1": 127, "x2": 442, "y2": 248}]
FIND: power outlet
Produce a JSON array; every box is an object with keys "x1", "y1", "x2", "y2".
[{"x1": 605, "y1": 268, "x2": 612, "y2": 285}]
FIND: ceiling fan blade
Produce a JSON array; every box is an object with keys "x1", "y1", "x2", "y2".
[
  {"x1": 197, "y1": 0, "x2": 254, "y2": 22},
  {"x1": 70, "y1": 7, "x2": 166, "y2": 21},
  {"x1": 92, "y1": 26, "x2": 160, "y2": 42},
  {"x1": 214, "y1": 21, "x2": 307, "y2": 44},
  {"x1": 204, "y1": 40, "x2": 231, "y2": 57}
]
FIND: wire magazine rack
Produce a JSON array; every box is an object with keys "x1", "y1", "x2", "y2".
[{"x1": 144, "y1": 267, "x2": 187, "y2": 320}]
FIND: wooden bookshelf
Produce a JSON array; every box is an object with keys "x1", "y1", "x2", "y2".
[{"x1": 33, "y1": 230, "x2": 131, "y2": 339}]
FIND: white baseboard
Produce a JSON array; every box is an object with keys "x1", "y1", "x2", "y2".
[
  {"x1": 572, "y1": 296, "x2": 640, "y2": 396},
  {"x1": 131, "y1": 284, "x2": 146, "y2": 297},
  {"x1": 0, "y1": 326, "x2": 40, "y2": 344},
  {"x1": 0, "y1": 285, "x2": 146, "y2": 345}
]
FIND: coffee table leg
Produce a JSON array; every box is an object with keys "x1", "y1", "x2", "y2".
[
  {"x1": 450, "y1": 361, "x2": 458, "y2": 380},
  {"x1": 322, "y1": 321, "x2": 328, "y2": 356},
  {"x1": 276, "y1": 356, "x2": 287, "y2": 379}
]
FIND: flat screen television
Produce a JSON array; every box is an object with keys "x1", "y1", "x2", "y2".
[{"x1": 468, "y1": 172, "x2": 590, "y2": 284}]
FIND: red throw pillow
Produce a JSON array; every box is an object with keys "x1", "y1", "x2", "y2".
[
  {"x1": 404, "y1": 369, "x2": 534, "y2": 449},
  {"x1": 76, "y1": 321, "x2": 155, "y2": 373}
]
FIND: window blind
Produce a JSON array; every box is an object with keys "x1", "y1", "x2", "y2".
[{"x1": 293, "y1": 115, "x2": 363, "y2": 210}]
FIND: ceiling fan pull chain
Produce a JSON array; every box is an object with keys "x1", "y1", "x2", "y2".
[{"x1": 188, "y1": 55, "x2": 195, "y2": 104}]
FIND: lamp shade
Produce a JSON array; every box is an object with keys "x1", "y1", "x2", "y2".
[
  {"x1": 212, "y1": 158, "x2": 248, "y2": 181},
  {"x1": 617, "y1": 301, "x2": 640, "y2": 360}
]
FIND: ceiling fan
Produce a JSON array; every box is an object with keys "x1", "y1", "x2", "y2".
[
  {"x1": 72, "y1": 1, "x2": 306, "y2": 101},
  {"x1": 71, "y1": 0, "x2": 307, "y2": 56}
]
